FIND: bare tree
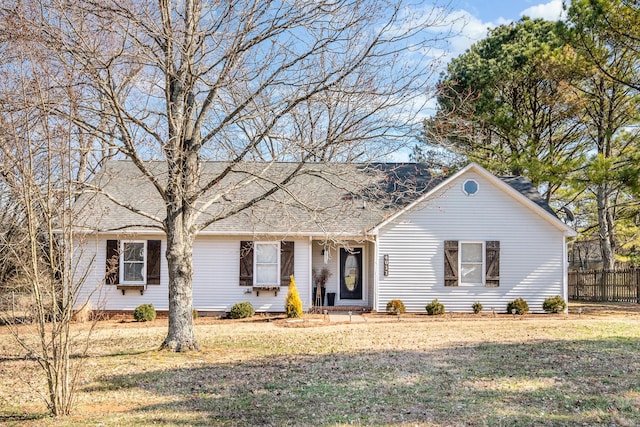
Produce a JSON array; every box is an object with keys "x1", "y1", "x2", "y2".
[
  {"x1": 0, "y1": 19, "x2": 104, "y2": 417},
  {"x1": 3, "y1": 0, "x2": 454, "y2": 351}
]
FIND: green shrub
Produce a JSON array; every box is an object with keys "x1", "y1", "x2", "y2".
[
  {"x1": 507, "y1": 298, "x2": 529, "y2": 315},
  {"x1": 230, "y1": 301, "x2": 255, "y2": 319},
  {"x1": 285, "y1": 275, "x2": 303, "y2": 318},
  {"x1": 542, "y1": 295, "x2": 566, "y2": 313},
  {"x1": 425, "y1": 299, "x2": 445, "y2": 315},
  {"x1": 133, "y1": 304, "x2": 156, "y2": 322},
  {"x1": 386, "y1": 299, "x2": 406, "y2": 315},
  {"x1": 472, "y1": 301, "x2": 483, "y2": 314},
  {"x1": 192, "y1": 309, "x2": 199, "y2": 320}
]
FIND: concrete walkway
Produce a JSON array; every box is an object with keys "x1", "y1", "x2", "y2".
[
  {"x1": 281, "y1": 312, "x2": 410, "y2": 324},
  {"x1": 327, "y1": 312, "x2": 401, "y2": 323},
  {"x1": 326, "y1": 312, "x2": 419, "y2": 323},
  {"x1": 328, "y1": 312, "x2": 368, "y2": 323}
]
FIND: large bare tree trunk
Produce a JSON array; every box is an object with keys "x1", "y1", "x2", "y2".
[
  {"x1": 163, "y1": 222, "x2": 198, "y2": 351},
  {"x1": 162, "y1": 154, "x2": 200, "y2": 351}
]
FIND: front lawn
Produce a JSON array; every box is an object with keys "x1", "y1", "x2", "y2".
[{"x1": 1, "y1": 308, "x2": 639, "y2": 426}]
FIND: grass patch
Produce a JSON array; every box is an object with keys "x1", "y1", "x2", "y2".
[{"x1": 0, "y1": 311, "x2": 639, "y2": 426}]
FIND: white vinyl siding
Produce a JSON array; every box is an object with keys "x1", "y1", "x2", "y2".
[
  {"x1": 75, "y1": 235, "x2": 168, "y2": 311},
  {"x1": 192, "y1": 237, "x2": 309, "y2": 312},
  {"x1": 377, "y1": 171, "x2": 567, "y2": 313},
  {"x1": 75, "y1": 235, "x2": 310, "y2": 313}
]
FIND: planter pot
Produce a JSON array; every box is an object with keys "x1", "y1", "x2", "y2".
[{"x1": 327, "y1": 292, "x2": 336, "y2": 306}]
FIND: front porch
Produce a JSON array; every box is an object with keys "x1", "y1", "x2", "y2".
[{"x1": 310, "y1": 239, "x2": 375, "y2": 312}]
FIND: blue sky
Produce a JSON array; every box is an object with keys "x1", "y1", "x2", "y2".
[
  {"x1": 459, "y1": 0, "x2": 567, "y2": 24},
  {"x1": 448, "y1": 0, "x2": 568, "y2": 55}
]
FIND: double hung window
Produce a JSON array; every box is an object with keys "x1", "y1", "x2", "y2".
[
  {"x1": 121, "y1": 241, "x2": 146, "y2": 284},
  {"x1": 254, "y1": 242, "x2": 280, "y2": 286},
  {"x1": 460, "y1": 242, "x2": 484, "y2": 285}
]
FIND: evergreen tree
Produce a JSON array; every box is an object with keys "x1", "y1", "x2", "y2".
[
  {"x1": 425, "y1": 18, "x2": 587, "y2": 202},
  {"x1": 285, "y1": 275, "x2": 303, "y2": 318},
  {"x1": 568, "y1": 0, "x2": 640, "y2": 268}
]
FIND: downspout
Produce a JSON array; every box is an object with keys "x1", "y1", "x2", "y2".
[{"x1": 372, "y1": 233, "x2": 379, "y2": 312}]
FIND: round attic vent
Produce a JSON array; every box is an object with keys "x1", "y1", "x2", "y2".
[{"x1": 462, "y1": 179, "x2": 479, "y2": 196}]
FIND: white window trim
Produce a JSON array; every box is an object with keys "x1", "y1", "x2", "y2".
[
  {"x1": 120, "y1": 240, "x2": 147, "y2": 285},
  {"x1": 253, "y1": 241, "x2": 281, "y2": 287},
  {"x1": 458, "y1": 241, "x2": 485, "y2": 286},
  {"x1": 462, "y1": 179, "x2": 479, "y2": 196}
]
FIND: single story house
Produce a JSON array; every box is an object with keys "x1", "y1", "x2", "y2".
[{"x1": 74, "y1": 160, "x2": 577, "y2": 314}]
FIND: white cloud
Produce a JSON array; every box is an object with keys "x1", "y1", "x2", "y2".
[
  {"x1": 436, "y1": 10, "x2": 508, "y2": 60},
  {"x1": 426, "y1": 10, "x2": 508, "y2": 63},
  {"x1": 521, "y1": 0, "x2": 568, "y2": 21},
  {"x1": 449, "y1": 11, "x2": 492, "y2": 50}
]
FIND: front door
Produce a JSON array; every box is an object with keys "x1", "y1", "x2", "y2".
[{"x1": 340, "y1": 248, "x2": 362, "y2": 300}]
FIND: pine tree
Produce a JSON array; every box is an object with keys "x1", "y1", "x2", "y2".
[{"x1": 285, "y1": 275, "x2": 303, "y2": 318}]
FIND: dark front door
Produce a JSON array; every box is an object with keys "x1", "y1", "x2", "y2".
[{"x1": 340, "y1": 248, "x2": 362, "y2": 300}]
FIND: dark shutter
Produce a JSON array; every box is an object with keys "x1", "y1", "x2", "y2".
[
  {"x1": 147, "y1": 240, "x2": 161, "y2": 285},
  {"x1": 485, "y1": 241, "x2": 500, "y2": 287},
  {"x1": 239, "y1": 241, "x2": 253, "y2": 286},
  {"x1": 106, "y1": 240, "x2": 119, "y2": 285},
  {"x1": 280, "y1": 241, "x2": 295, "y2": 286},
  {"x1": 444, "y1": 240, "x2": 458, "y2": 287}
]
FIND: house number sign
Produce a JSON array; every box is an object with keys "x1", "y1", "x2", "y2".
[{"x1": 383, "y1": 254, "x2": 389, "y2": 276}]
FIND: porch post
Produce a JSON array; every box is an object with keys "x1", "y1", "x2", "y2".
[
  {"x1": 308, "y1": 236, "x2": 313, "y2": 310},
  {"x1": 372, "y1": 234, "x2": 379, "y2": 313},
  {"x1": 562, "y1": 235, "x2": 569, "y2": 313}
]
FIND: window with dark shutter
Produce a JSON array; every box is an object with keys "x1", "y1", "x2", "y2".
[
  {"x1": 147, "y1": 240, "x2": 161, "y2": 285},
  {"x1": 280, "y1": 241, "x2": 294, "y2": 286},
  {"x1": 460, "y1": 242, "x2": 483, "y2": 285},
  {"x1": 254, "y1": 242, "x2": 279, "y2": 286},
  {"x1": 121, "y1": 241, "x2": 146, "y2": 283},
  {"x1": 239, "y1": 241, "x2": 253, "y2": 286},
  {"x1": 485, "y1": 241, "x2": 500, "y2": 287},
  {"x1": 106, "y1": 240, "x2": 119, "y2": 285},
  {"x1": 444, "y1": 240, "x2": 459, "y2": 287}
]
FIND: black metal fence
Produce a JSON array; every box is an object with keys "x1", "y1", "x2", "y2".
[{"x1": 568, "y1": 269, "x2": 640, "y2": 303}]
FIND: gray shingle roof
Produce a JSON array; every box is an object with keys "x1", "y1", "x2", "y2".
[
  {"x1": 74, "y1": 160, "x2": 555, "y2": 235},
  {"x1": 500, "y1": 176, "x2": 557, "y2": 217}
]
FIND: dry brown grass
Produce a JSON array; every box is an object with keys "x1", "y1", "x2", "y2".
[{"x1": 0, "y1": 302, "x2": 639, "y2": 426}]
